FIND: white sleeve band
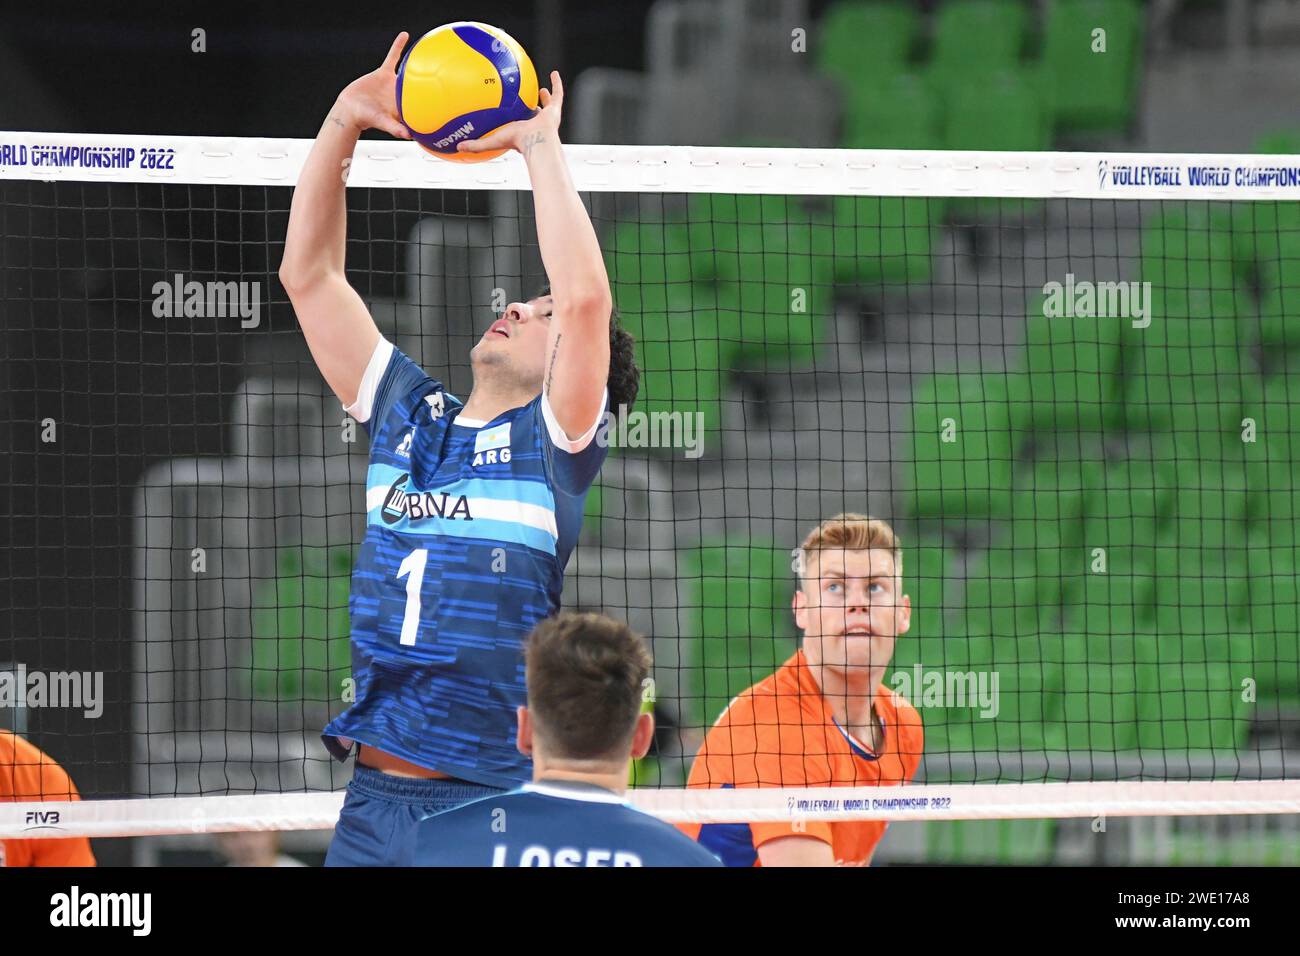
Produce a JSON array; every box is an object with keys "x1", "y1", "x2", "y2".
[
  {"x1": 342, "y1": 337, "x2": 394, "y2": 423},
  {"x1": 541, "y1": 387, "x2": 608, "y2": 453}
]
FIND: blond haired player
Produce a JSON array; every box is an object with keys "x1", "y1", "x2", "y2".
[{"x1": 679, "y1": 513, "x2": 924, "y2": 866}]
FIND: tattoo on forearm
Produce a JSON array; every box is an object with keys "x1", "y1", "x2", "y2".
[
  {"x1": 546, "y1": 334, "x2": 562, "y2": 395},
  {"x1": 522, "y1": 132, "x2": 545, "y2": 159},
  {"x1": 329, "y1": 115, "x2": 345, "y2": 129}
]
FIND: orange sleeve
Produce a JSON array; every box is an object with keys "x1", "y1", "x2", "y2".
[
  {"x1": 692, "y1": 703, "x2": 835, "y2": 850},
  {"x1": 750, "y1": 820, "x2": 834, "y2": 848},
  {"x1": 28, "y1": 754, "x2": 81, "y2": 801},
  {"x1": 25, "y1": 750, "x2": 96, "y2": 866},
  {"x1": 747, "y1": 753, "x2": 833, "y2": 848},
  {"x1": 0, "y1": 734, "x2": 97, "y2": 867},
  {"x1": 30, "y1": 835, "x2": 96, "y2": 867}
]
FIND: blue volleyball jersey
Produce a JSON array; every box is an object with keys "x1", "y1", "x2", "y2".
[
  {"x1": 413, "y1": 780, "x2": 723, "y2": 867},
  {"x1": 323, "y1": 339, "x2": 608, "y2": 788}
]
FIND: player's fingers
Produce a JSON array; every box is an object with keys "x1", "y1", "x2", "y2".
[
  {"x1": 549, "y1": 71, "x2": 563, "y2": 102},
  {"x1": 538, "y1": 88, "x2": 551, "y2": 108},
  {"x1": 383, "y1": 32, "x2": 409, "y2": 70}
]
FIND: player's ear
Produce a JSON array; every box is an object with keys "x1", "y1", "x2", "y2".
[
  {"x1": 516, "y1": 705, "x2": 533, "y2": 757},
  {"x1": 630, "y1": 712, "x2": 654, "y2": 759},
  {"x1": 897, "y1": 593, "x2": 912, "y2": 636},
  {"x1": 792, "y1": 587, "x2": 808, "y2": 632}
]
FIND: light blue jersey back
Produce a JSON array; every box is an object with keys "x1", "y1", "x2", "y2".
[
  {"x1": 414, "y1": 781, "x2": 723, "y2": 867},
  {"x1": 323, "y1": 340, "x2": 607, "y2": 788}
]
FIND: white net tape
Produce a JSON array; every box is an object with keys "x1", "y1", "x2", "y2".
[{"x1": 4, "y1": 781, "x2": 1299, "y2": 839}]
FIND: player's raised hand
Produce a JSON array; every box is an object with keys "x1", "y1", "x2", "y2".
[
  {"x1": 456, "y1": 70, "x2": 564, "y2": 158},
  {"x1": 335, "y1": 32, "x2": 413, "y2": 140}
]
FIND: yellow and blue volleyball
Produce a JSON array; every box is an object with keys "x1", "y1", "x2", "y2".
[{"x1": 396, "y1": 22, "x2": 539, "y2": 163}]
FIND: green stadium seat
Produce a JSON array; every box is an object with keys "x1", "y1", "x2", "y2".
[
  {"x1": 943, "y1": 69, "x2": 1051, "y2": 152},
  {"x1": 1148, "y1": 542, "x2": 1250, "y2": 638},
  {"x1": 1243, "y1": 377, "x2": 1300, "y2": 527},
  {"x1": 1227, "y1": 201, "x2": 1300, "y2": 296},
  {"x1": 678, "y1": 539, "x2": 798, "y2": 727},
  {"x1": 816, "y1": 0, "x2": 921, "y2": 87},
  {"x1": 1245, "y1": 545, "x2": 1300, "y2": 701},
  {"x1": 1253, "y1": 130, "x2": 1300, "y2": 154},
  {"x1": 1064, "y1": 562, "x2": 1157, "y2": 638},
  {"x1": 838, "y1": 72, "x2": 945, "y2": 150},
  {"x1": 929, "y1": 0, "x2": 1031, "y2": 91},
  {"x1": 1121, "y1": 286, "x2": 1255, "y2": 434},
  {"x1": 249, "y1": 546, "x2": 353, "y2": 701},
  {"x1": 1040, "y1": 0, "x2": 1144, "y2": 138},
  {"x1": 1066, "y1": 632, "x2": 1248, "y2": 759},
  {"x1": 1233, "y1": 134, "x2": 1300, "y2": 301},
  {"x1": 1004, "y1": 652, "x2": 1065, "y2": 751},
  {"x1": 1258, "y1": 283, "x2": 1300, "y2": 353},
  {"x1": 1000, "y1": 455, "x2": 1097, "y2": 635},
  {"x1": 1132, "y1": 650, "x2": 1250, "y2": 753},
  {"x1": 827, "y1": 195, "x2": 939, "y2": 287},
  {"x1": 887, "y1": 541, "x2": 955, "y2": 672},
  {"x1": 1055, "y1": 636, "x2": 1143, "y2": 752},
  {"x1": 938, "y1": 632, "x2": 1068, "y2": 752},
  {"x1": 1232, "y1": 134, "x2": 1300, "y2": 316},
  {"x1": 686, "y1": 195, "x2": 836, "y2": 368},
  {"x1": 902, "y1": 372, "x2": 1018, "y2": 519},
  {"x1": 1140, "y1": 205, "x2": 1238, "y2": 292},
  {"x1": 1083, "y1": 453, "x2": 1178, "y2": 547},
  {"x1": 1007, "y1": 294, "x2": 1126, "y2": 432},
  {"x1": 606, "y1": 217, "x2": 726, "y2": 440},
  {"x1": 828, "y1": 196, "x2": 939, "y2": 285},
  {"x1": 1068, "y1": 456, "x2": 1175, "y2": 635},
  {"x1": 607, "y1": 220, "x2": 697, "y2": 310},
  {"x1": 962, "y1": 546, "x2": 1062, "y2": 639},
  {"x1": 624, "y1": 311, "x2": 725, "y2": 433}
]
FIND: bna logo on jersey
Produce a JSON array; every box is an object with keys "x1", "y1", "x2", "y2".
[
  {"x1": 379, "y1": 472, "x2": 473, "y2": 525},
  {"x1": 381, "y1": 473, "x2": 411, "y2": 524}
]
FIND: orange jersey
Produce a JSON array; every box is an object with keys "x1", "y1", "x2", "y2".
[
  {"x1": 679, "y1": 650, "x2": 923, "y2": 866},
  {"x1": 0, "y1": 732, "x2": 96, "y2": 867}
]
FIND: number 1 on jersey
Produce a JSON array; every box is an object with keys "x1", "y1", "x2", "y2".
[{"x1": 396, "y1": 548, "x2": 428, "y2": 646}]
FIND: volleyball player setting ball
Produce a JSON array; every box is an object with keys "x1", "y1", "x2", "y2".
[{"x1": 279, "y1": 25, "x2": 639, "y2": 866}]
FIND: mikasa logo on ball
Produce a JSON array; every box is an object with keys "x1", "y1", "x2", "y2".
[{"x1": 432, "y1": 122, "x2": 475, "y2": 149}]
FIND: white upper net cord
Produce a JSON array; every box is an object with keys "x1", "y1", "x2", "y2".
[
  {"x1": 1, "y1": 130, "x2": 1299, "y2": 199},
  {"x1": 4, "y1": 781, "x2": 1300, "y2": 839}
]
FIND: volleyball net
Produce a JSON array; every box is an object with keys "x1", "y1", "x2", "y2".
[{"x1": 3, "y1": 131, "x2": 1300, "y2": 861}]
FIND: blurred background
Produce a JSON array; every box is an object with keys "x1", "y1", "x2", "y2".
[{"x1": 3, "y1": 0, "x2": 1299, "y2": 866}]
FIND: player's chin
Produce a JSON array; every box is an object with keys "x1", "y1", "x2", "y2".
[
  {"x1": 470, "y1": 338, "x2": 505, "y2": 361},
  {"x1": 837, "y1": 636, "x2": 885, "y2": 669}
]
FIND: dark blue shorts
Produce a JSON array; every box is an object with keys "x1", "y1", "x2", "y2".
[{"x1": 324, "y1": 766, "x2": 505, "y2": 867}]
